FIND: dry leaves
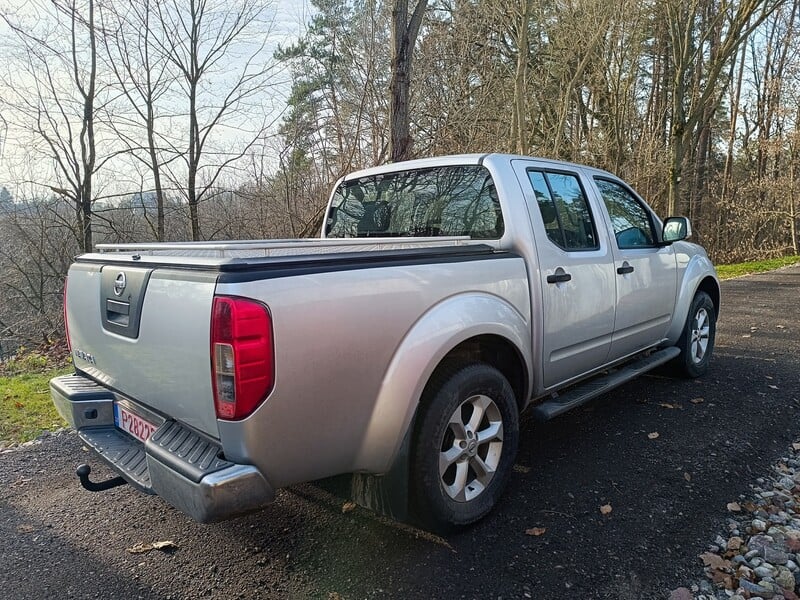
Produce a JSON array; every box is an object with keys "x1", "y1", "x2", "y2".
[
  {"x1": 699, "y1": 551, "x2": 734, "y2": 589},
  {"x1": 659, "y1": 403, "x2": 680, "y2": 409},
  {"x1": 525, "y1": 527, "x2": 547, "y2": 536},
  {"x1": 793, "y1": 442, "x2": 800, "y2": 451},
  {"x1": 726, "y1": 502, "x2": 742, "y2": 512},
  {"x1": 683, "y1": 472, "x2": 691, "y2": 482},
  {"x1": 513, "y1": 464, "x2": 531, "y2": 474},
  {"x1": 341, "y1": 501, "x2": 357, "y2": 514},
  {"x1": 690, "y1": 397, "x2": 704, "y2": 404},
  {"x1": 600, "y1": 504, "x2": 612, "y2": 515},
  {"x1": 16, "y1": 524, "x2": 35, "y2": 534},
  {"x1": 126, "y1": 540, "x2": 178, "y2": 554},
  {"x1": 699, "y1": 552, "x2": 731, "y2": 571},
  {"x1": 727, "y1": 537, "x2": 743, "y2": 551},
  {"x1": 647, "y1": 432, "x2": 660, "y2": 440}
]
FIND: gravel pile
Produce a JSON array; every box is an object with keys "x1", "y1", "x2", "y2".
[{"x1": 673, "y1": 441, "x2": 800, "y2": 600}]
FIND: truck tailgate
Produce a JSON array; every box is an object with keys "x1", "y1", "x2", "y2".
[{"x1": 66, "y1": 262, "x2": 219, "y2": 437}]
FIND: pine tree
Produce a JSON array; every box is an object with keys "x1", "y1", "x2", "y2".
[{"x1": 0, "y1": 186, "x2": 12, "y2": 212}]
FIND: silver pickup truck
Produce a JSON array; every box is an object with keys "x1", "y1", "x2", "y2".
[{"x1": 51, "y1": 154, "x2": 719, "y2": 531}]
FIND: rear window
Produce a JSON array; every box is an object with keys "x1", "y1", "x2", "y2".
[{"x1": 325, "y1": 165, "x2": 504, "y2": 239}]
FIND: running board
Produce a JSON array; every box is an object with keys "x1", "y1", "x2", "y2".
[{"x1": 531, "y1": 347, "x2": 681, "y2": 422}]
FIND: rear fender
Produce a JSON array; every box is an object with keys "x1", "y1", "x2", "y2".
[{"x1": 354, "y1": 292, "x2": 531, "y2": 474}]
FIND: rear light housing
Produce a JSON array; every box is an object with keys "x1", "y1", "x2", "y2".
[
  {"x1": 63, "y1": 277, "x2": 71, "y2": 351},
  {"x1": 210, "y1": 296, "x2": 274, "y2": 420}
]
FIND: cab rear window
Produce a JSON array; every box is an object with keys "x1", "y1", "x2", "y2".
[{"x1": 326, "y1": 165, "x2": 504, "y2": 239}]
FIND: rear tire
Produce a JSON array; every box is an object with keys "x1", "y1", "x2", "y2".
[
  {"x1": 410, "y1": 362, "x2": 519, "y2": 532},
  {"x1": 673, "y1": 291, "x2": 716, "y2": 378}
]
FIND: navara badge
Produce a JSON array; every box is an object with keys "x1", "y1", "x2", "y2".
[{"x1": 113, "y1": 272, "x2": 127, "y2": 297}]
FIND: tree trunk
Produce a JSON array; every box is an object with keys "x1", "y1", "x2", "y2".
[
  {"x1": 721, "y1": 41, "x2": 747, "y2": 204},
  {"x1": 511, "y1": 1, "x2": 531, "y2": 155},
  {"x1": 78, "y1": 0, "x2": 97, "y2": 252},
  {"x1": 389, "y1": 0, "x2": 427, "y2": 163}
]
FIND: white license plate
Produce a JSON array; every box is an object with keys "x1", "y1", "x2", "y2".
[{"x1": 114, "y1": 404, "x2": 158, "y2": 444}]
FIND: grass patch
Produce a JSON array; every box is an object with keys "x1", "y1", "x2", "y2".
[
  {"x1": 716, "y1": 255, "x2": 800, "y2": 280},
  {"x1": 1, "y1": 349, "x2": 72, "y2": 445}
]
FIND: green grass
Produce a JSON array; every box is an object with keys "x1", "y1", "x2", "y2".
[
  {"x1": 0, "y1": 364, "x2": 71, "y2": 445},
  {"x1": 716, "y1": 255, "x2": 800, "y2": 280}
]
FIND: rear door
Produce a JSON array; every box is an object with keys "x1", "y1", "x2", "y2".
[
  {"x1": 512, "y1": 160, "x2": 617, "y2": 388},
  {"x1": 590, "y1": 177, "x2": 677, "y2": 360}
]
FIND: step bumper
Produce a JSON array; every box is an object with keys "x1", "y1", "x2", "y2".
[{"x1": 50, "y1": 373, "x2": 274, "y2": 523}]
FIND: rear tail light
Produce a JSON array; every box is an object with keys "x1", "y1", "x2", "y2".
[
  {"x1": 63, "y1": 277, "x2": 71, "y2": 352},
  {"x1": 210, "y1": 296, "x2": 274, "y2": 420}
]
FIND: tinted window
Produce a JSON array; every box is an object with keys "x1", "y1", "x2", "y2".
[
  {"x1": 595, "y1": 179, "x2": 655, "y2": 249},
  {"x1": 326, "y1": 165, "x2": 503, "y2": 239},
  {"x1": 526, "y1": 170, "x2": 598, "y2": 250}
]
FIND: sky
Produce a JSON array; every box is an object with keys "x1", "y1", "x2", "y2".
[{"x1": 0, "y1": 0, "x2": 313, "y2": 198}]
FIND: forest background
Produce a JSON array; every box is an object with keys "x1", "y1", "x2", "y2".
[{"x1": 0, "y1": 0, "x2": 798, "y2": 357}]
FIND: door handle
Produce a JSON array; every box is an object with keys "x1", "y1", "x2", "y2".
[
  {"x1": 617, "y1": 263, "x2": 634, "y2": 275},
  {"x1": 546, "y1": 271, "x2": 572, "y2": 284}
]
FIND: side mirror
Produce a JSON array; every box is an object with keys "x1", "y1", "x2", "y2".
[{"x1": 662, "y1": 216, "x2": 692, "y2": 243}]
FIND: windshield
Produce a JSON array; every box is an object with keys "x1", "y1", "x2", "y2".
[{"x1": 325, "y1": 165, "x2": 504, "y2": 239}]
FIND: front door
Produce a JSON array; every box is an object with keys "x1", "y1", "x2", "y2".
[
  {"x1": 513, "y1": 161, "x2": 617, "y2": 388},
  {"x1": 591, "y1": 177, "x2": 677, "y2": 360}
]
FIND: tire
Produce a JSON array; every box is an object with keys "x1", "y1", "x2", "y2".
[
  {"x1": 673, "y1": 291, "x2": 716, "y2": 378},
  {"x1": 410, "y1": 362, "x2": 519, "y2": 532}
]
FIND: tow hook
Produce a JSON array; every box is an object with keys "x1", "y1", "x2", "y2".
[{"x1": 76, "y1": 464, "x2": 128, "y2": 492}]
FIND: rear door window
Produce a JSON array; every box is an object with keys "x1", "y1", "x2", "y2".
[{"x1": 526, "y1": 170, "x2": 598, "y2": 251}]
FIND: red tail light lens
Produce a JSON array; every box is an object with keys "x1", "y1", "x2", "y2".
[
  {"x1": 63, "y1": 277, "x2": 71, "y2": 352},
  {"x1": 210, "y1": 296, "x2": 274, "y2": 420}
]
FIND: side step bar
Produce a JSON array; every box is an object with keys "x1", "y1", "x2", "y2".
[{"x1": 531, "y1": 346, "x2": 681, "y2": 422}]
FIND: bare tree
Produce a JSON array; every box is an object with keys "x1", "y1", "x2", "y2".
[
  {"x1": 1, "y1": 0, "x2": 101, "y2": 252},
  {"x1": 154, "y1": 0, "x2": 276, "y2": 241},
  {"x1": 665, "y1": 0, "x2": 779, "y2": 215},
  {"x1": 100, "y1": 0, "x2": 176, "y2": 241}
]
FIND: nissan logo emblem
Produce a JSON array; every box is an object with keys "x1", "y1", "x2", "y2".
[{"x1": 113, "y1": 272, "x2": 127, "y2": 297}]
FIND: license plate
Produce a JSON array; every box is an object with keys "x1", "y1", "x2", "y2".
[{"x1": 114, "y1": 404, "x2": 158, "y2": 444}]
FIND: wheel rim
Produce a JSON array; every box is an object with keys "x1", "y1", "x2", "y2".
[
  {"x1": 690, "y1": 307, "x2": 710, "y2": 364},
  {"x1": 439, "y1": 394, "x2": 504, "y2": 503}
]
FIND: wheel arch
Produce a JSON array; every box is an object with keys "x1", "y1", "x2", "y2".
[
  {"x1": 697, "y1": 275, "x2": 720, "y2": 318},
  {"x1": 421, "y1": 334, "x2": 528, "y2": 414},
  {"x1": 665, "y1": 254, "x2": 721, "y2": 345},
  {"x1": 353, "y1": 292, "x2": 532, "y2": 475}
]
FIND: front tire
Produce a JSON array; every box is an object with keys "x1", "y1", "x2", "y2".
[
  {"x1": 673, "y1": 291, "x2": 716, "y2": 378},
  {"x1": 410, "y1": 362, "x2": 519, "y2": 532}
]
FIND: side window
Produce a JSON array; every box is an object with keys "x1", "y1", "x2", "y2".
[
  {"x1": 526, "y1": 170, "x2": 598, "y2": 251},
  {"x1": 595, "y1": 179, "x2": 656, "y2": 249}
]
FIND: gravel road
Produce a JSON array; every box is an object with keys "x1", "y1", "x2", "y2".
[{"x1": 2, "y1": 265, "x2": 799, "y2": 600}]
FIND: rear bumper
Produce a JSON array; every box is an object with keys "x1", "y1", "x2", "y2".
[{"x1": 51, "y1": 373, "x2": 275, "y2": 523}]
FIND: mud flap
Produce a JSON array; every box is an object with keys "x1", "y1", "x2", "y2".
[
  {"x1": 349, "y1": 423, "x2": 413, "y2": 523},
  {"x1": 315, "y1": 415, "x2": 417, "y2": 525}
]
